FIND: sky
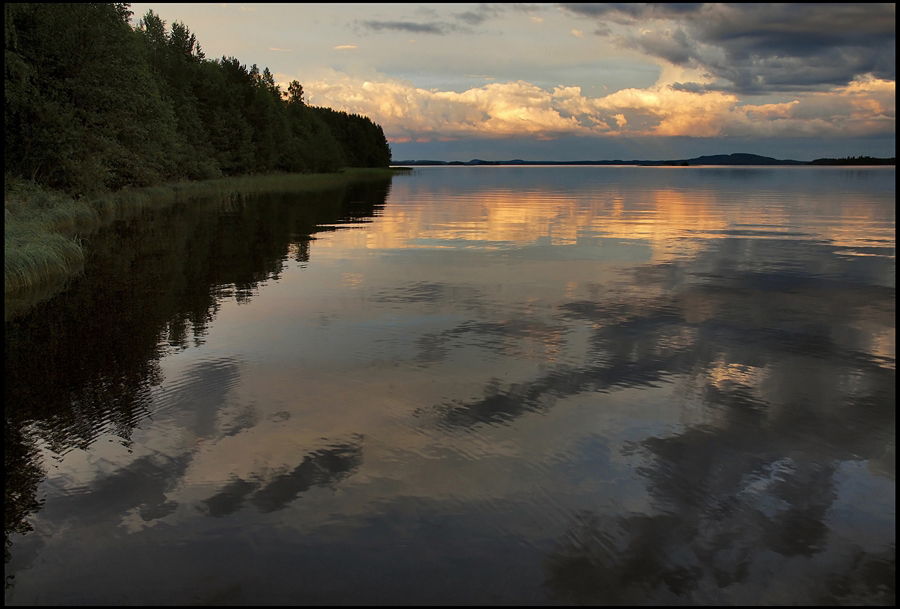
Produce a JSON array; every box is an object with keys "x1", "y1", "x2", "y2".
[{"x1": 127, "y1": 3, "x2": 896, "y2": 162}]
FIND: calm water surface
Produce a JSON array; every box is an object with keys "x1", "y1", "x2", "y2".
[{"x1": 5, "y1": 167, "x2": 895, "y2": 605}]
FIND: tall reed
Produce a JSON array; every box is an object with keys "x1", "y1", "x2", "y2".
[{"x1": 5, "y1": 168, "x2": 404, "y2": 304}]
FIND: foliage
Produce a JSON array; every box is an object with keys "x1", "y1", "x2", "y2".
[
  {"x1": 5, "y1": 3, "x2": 181, "y2": 195},
  {"x1": 309, "y1": 106, "x2": 393, "y2": 169},
  {"x1": 4, "y1": 3, "x2": 393, "y2": 199},
  {"x1": 808, "y1": 156, "x2": 896, "y2": 166}
]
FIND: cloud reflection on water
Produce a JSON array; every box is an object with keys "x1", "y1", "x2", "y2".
[{"x1": 4, "y1": 167, "x2": 894, "y2": 604}]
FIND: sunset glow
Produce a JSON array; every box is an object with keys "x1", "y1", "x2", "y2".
[{"x1": 128, "y1": 3, "x2": 895, "y2": 160}]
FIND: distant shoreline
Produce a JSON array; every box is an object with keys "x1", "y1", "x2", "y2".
[{"x1": 392, "y1": 153, "x2": 896, "y2": 167}]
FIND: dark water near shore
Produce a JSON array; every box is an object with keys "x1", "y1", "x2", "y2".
[{"x1": 5, "y1": 166, "x2": 895, "y2": 605}]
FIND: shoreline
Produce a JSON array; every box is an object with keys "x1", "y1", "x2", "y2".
[{"x1": 5, "y1": 168, "x2": 404, "y2": 319}]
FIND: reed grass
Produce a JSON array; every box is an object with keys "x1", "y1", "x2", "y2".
[
  {"x1": 4, "y1": 168, "x2": 405, "y2": 304},
  {"x1": 5, "y1": 180, "x2": 98, "y2": 294}
]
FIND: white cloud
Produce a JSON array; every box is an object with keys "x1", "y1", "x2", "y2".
[
  {"x1": 301, "y1": 70, "x2": 894, "y2": 142},
  {"x1": 298, "y1": 72, "x2": 895, "y2": 141}
]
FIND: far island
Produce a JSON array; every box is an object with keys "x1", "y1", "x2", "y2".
[{"x1": 393, "y1": 153, "x2": 896, "y2": 167}]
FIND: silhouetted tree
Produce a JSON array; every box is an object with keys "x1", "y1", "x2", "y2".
[{"x1": 5, "y1": 4, "x2": 393, "y2": 196}]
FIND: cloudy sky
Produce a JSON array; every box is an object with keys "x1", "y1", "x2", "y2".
[{"x1": 128, "y1": 3, "x2": 895, "y2": 161}]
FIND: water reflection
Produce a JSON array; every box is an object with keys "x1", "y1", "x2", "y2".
[
  {"x1": 201, "y1": 440, "x2": 363, "y2": 516},
  {"x1": 4, "y1": 178, "x2": 392, "y2": 585},
  {"x1": 4, "y1": 167, "x2": 894, "y2": 604}
]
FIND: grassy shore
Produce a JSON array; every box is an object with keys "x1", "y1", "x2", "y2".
[{"x1": 5, "y1": 168, "x2": 406, "y2": 306}]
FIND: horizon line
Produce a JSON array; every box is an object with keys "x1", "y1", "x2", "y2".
[{"x1": 390, "y1": 152, "x2": 896, "y2": 166}]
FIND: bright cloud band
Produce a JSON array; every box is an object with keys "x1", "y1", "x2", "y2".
[{"x1": 300, "y1": 73, "x2": 894, "y2": 142}]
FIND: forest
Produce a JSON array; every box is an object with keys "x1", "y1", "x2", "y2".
[{"x1": 4, "y1": 3, "x2": 393, "y2": 198}]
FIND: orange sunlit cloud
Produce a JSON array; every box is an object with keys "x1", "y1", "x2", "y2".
[{"x1": 300, "y1": 71, "x2": 895, "y2": 142}]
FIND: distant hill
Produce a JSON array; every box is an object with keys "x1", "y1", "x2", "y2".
[
  {"x1": 394, "y1": 153, "x2": 895, "y2": 167},
  {"x1": 678, "y1": 153, "x2": 805, "y2": 165}
]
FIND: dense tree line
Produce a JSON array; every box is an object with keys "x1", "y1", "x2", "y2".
[
  {"x1": 4, "y1": 3, "x2": 391, "y2": 197},
  {"x1": 809, "y1": 156, "x2": 895, "y2": 166}
]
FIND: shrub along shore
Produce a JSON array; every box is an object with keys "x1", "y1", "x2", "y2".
[{"x1": 4, "y1": 168, "x2": 406, "y2": 317}]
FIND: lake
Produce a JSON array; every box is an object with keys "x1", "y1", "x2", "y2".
[{"x1": 4, "y1": 166, "x2": 895, "y2": 605}]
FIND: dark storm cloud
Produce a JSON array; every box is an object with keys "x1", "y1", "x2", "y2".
[
  {"x1": 456, "y1": 11, "x2": 489, "y2": 25},
  {"x1": 624, "y1": 26, "x2": 694, "y2": 66},
  {"x1": 358, "y1": 19, "x2": 469, "y2": 35},
  {"x1": 618, "y1": 3, "x2": 692, "y2": 18},
  {"x1": 355, "y1": 5, "x2": 540, "y2": 35},
  {"x1": 558, "y1": 3, "x2": 896, "y2": 93},
  {"x1": 454, "y1": 3, "x2": 503, "y2": 26},
  {"x1": 558, "y1": 3, "x2": 706, "y2": 23},
  {"x1": 670, "y1": 81, "x2": 707, "y2": 93}
]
